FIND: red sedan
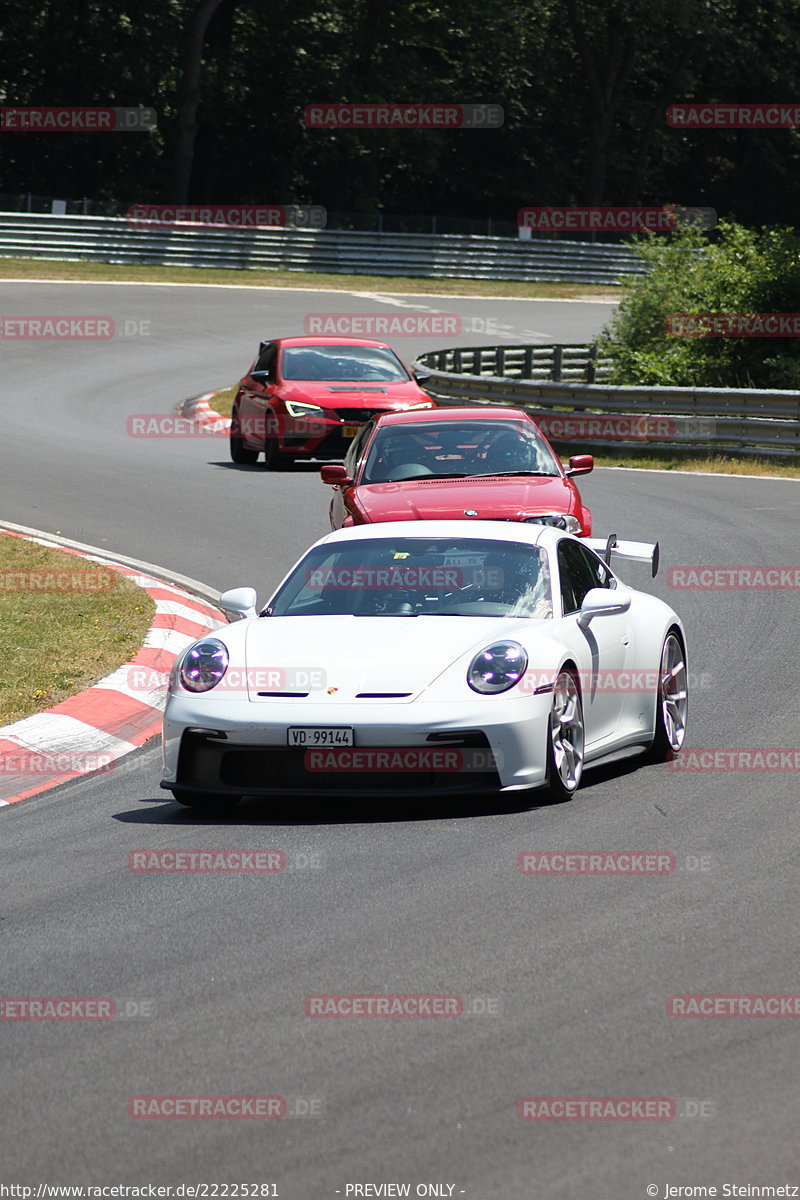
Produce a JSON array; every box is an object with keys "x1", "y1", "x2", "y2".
[
  {"x1": 320, "y1": 407, "x2": 594, "y2": 533},
  {"x1": 229, "y1": 336, "x2": 436, "y2": 469}
]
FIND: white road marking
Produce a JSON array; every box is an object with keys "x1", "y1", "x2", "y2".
[
  {"x1": 93, "y1": 666, "x2": 167, "y2": 708},
  {"x1": 0, "y1": 278, "x2": 620, "y2": 303},
  {"x1": 143, "y1": 627, "x2": 205, "y2": 652},
  {"x1": 348, "y1": 292, "x2": 440, "y2": 311},
  {"x1": 599, "y1": 465, "x2": 800, "y2": 482},
  {"x1": 0, "y1": 713, "x2": 138, "y2": 757}
]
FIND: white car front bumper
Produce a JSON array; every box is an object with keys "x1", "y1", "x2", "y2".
[{"x1": 161, "y1": 690, "x2": 554, "y2": 798}]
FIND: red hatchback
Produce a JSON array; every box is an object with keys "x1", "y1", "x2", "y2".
[
  {"x1": 229, "y1": 336, "x2": 436, "y2": 469},
  {"x1": 321, "y1": 407, "x2": 594, "y2": 533}
]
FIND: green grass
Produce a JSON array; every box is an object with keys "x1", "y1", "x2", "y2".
[
  {"x1": 0, "y1": 256, "x2": 625, "y2": 300},
  {"x1": 206, "y1": 385, "x2": 237, "y2": 417},
  {"x1": 0, "y1": 535, "x2": 156, "y2": 725}
]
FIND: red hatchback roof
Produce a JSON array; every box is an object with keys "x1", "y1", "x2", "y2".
[
  {"x1": 269, "y1": 335, "x2": 394, "y2": 349},
  {"x1": 373, "y1": 406, "x2": 532, "y2": 426}
]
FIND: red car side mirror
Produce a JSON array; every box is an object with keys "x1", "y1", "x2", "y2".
[
  {"x1": 566, "y1": 455, "x2": 594, "y2": 477},
  {"x1": 320, "y1": 465, "x2": 353, "y2": 486}
]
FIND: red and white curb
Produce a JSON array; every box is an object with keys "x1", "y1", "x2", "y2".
[
  {"x1": 0, "y1": 529, "x2": 226, "y2": 806},
  {"x1": 180, "y1": 390, "x2": 231, "y2": 432}
]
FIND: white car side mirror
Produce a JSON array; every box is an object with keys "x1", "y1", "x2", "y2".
[
  {"x1": 218, "y1": 586, "x2": 258, "y2": 622},
  {"x1": 577, "y1": 588, "x2": 631, "y2": 628}
]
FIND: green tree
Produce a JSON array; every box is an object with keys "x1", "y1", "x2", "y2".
[{"x1": 596, "y1": 221, "x2": 800, "y2": 388}]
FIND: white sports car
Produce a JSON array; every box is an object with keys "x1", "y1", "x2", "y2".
[{"x1": 161, "y1": 521, "x2": 688, "y2": 809}]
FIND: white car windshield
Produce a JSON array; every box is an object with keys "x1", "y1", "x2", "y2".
[
  {"x1": 360, "y1": 420, "x2": 561, "y2": 483},
  {"x1": 280, "y1": 345, "x2": 410, "y2": 382},
  {"x1": 265, "y1": 537, "x2": 553, "y2": 618}
]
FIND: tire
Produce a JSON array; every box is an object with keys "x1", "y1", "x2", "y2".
[
  {"x1": 229, "y1": 404, "x2": 259, "y2": 465},
  {"x1": 262, "y1": 433, "x2": 280, "y2": 469},
  {"x1": 544, "y1": 667, "x2": 585, "y2": 802},
  {"x1": 643, "y1": 629, "x2": 688, "y2": 763},
  {"x1": 170, "y1": 789, "x2": 241, "y2": 812},
  {"x1": 262, "y1": 424, "x2": 293, "y2": 470}
]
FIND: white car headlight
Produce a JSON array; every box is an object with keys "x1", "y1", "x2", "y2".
[
  {"x1": 285, "y1": 400, "x2": 325, "y2": 417},
  {"x1": 397, "y1": 400, "x2": 436, "y2": 410},
  {"x1": 525, "y1": 513, "x2": 582, "y2": 534},
  {"x1": 468, "y1": 641, "x2": 528, "y2": 694},
  {"x1": 179, "y1": 639, "x2": 229, "y2": 692}
]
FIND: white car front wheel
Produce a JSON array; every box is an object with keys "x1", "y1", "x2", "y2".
[{"x1": 545, "y1": 668, "x2": 584, "y2": 801}]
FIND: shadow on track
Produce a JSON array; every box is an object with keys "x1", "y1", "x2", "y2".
[
  {"x1": 115, "y1": 753, "x2": 659, "y2": 827},
  {"x1": 206, "y1": 460, "x2": 329, "y2": 473}
]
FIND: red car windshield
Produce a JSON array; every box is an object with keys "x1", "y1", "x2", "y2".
[
  {"x1": 280, "y1": 345, "x2": 410, "y2": 383},
  {"x1": 360, "y1": 420, "x2": 561, "y2": 484}
]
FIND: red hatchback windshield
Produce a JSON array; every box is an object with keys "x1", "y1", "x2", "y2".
[
  {"x1": 360, "y1": 419, "x2": 561, "y2": 484},
  {"x1": 280, "y1": 344, "x2": 411, "y2": 382}
]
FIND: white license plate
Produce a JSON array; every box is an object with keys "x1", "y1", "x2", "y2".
[{"x1": 288, "y1": 726, "x2": 354, "y2": 747}]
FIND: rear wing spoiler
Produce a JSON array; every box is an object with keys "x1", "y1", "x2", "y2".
[{"x1": 586, "y1": 534, "x2": 660, "y2": 578}]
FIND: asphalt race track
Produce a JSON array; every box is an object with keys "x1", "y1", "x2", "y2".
[{"x1": 2, "y1": 281, "x2": 800, "y2": 1197}]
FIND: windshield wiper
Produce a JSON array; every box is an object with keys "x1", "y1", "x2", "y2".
[
  {"x1": 470, "y1": 470, "x2": 559, "y2": 478},
  {"x1": 381, "y1": 472, "x2": 469, "y2": 482},
  {"x1": 352, "y1": 611, "x2": 419, "y2": 617}
]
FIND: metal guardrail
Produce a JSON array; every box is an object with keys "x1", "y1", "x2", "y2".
[
  {"x1": 418, "y1": 342, "x2": 613, "y2": 383},
  {"x1": 415, "y1": 345, "x2": 800, "y2": 458},
  {"x1": 0, "y1": 212, "x2": 644, "y2": 285},
  {"x1": 0, "y1": 193, "x2": 521, "y2": 237}
]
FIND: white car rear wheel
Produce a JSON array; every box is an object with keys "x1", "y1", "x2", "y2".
[{"x1": 645, "y1": 630, "x2": 688, "y2": 762}]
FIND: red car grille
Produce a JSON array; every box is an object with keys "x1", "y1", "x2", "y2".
[{"x1": 333, "y1": 408, "x2": 392, "y2": 422}]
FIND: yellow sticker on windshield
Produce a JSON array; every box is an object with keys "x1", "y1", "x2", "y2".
[{"x1": 393, "y1": 552, "x2": 410, "y2": 559}]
